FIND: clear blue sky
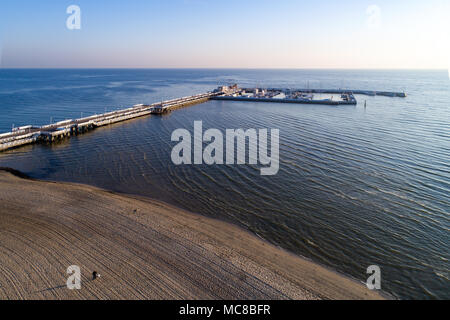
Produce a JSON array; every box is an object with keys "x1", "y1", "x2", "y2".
[{"x1": 1, "y1": 0, "x2": 449, "y2": 68}]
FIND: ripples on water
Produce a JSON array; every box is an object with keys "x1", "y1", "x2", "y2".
[{"x1": 0, "y1": 69, "x2": 449, "y2": 299}]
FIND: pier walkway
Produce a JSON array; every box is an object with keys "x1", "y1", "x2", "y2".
[{"x1": 0, "y1": 91, "x2": 217, "y2": 152}]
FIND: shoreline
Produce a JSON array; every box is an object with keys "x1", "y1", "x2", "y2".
[{"x1": 0, "y1": 168, "x2": 387, "y2": 300}]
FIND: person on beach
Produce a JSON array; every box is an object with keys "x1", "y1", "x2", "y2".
[{"x1": 92, "y1": 271, "x2": 100, "y2": 280}]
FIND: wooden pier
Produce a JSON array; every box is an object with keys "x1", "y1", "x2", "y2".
[
  {"x1": 0, "y1": 84, "x2": 407, "y2": 153},
  {"x1": 0, "y1": 92, "x2": 217, "y2": 152}
]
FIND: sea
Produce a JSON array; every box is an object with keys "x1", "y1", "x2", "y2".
[{"x1": 0, "y1": 69, "x2": 448, "y2": 299}]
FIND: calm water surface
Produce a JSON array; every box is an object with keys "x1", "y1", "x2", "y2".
[{"x1": 0, "y1": 69, "x2": 449, "y2": 299}]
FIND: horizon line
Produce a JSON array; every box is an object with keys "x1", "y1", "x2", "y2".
[{"x1": 0, "y1": 67, "x2": 447, "y2": 71}]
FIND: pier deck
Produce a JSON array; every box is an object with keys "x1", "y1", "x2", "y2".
[{"x1": 0, "y1": 92, "x2": 217, "y2": 152}]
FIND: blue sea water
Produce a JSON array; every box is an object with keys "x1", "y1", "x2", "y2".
[{"x1": 0, "y1": 69, "x2": 449, "y2": 299}]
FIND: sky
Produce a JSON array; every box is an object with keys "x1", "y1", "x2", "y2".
[{"x1": 0, "y1": 0, "x2": 449, "y2": 69}]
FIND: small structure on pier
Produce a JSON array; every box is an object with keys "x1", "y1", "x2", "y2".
[
  {"x1": 150, "y1": 105, "x2": 168, "y2": 115},
  {"x1": 215, "y1": 84, "x2": 239, "y2": 95}
]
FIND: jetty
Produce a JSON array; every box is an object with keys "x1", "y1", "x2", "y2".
[
  {"x1": 0, "y1": 84, "x2": 406, "y2": 152},
  {"x1": 0, "y1": 92, "x2": 216, "y2": 152}
]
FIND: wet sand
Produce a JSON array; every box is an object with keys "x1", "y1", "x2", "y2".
[{"x1": 0, "y1": 169, "x2": 385, "y2": 300}]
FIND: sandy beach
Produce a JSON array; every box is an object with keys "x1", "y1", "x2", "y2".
[{"x1": 0, "y1": 168, "x2": 384, "y2": 300}]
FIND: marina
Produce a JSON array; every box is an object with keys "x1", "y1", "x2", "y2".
[
  {"x1": 212, "y1": 86, "x2": 406, "y2": 105},
  {"x1": 0, "y1": 85, "x2": 407, "y2": 152}
]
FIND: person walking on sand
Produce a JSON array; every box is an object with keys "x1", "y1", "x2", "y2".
[{"x1": 92, "y1": 271, "x2": 100, "y2": 280}]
